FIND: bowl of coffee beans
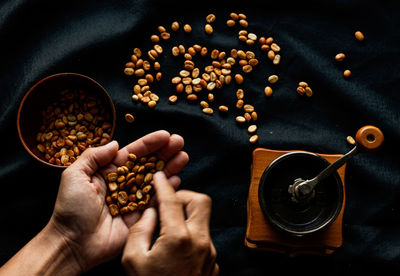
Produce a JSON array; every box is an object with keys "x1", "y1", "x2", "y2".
[{"x1": 17, "y1": 73, "x2": 116, "y2": 168}]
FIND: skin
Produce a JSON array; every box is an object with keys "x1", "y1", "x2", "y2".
[
  {"x1": 122, "y1": 172, "x2": 219, "y2": 276},
  {"x1": 0, "y1": 130, "x2": 195, "y2": 275}
]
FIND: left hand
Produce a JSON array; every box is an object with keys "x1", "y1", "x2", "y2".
[{"x1": 48, "y1": 130, "x2": 189, "y2": 273}]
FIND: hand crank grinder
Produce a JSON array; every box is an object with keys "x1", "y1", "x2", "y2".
[{"x1": 244, "y1": 126, "x2": 383, "y2": 256}]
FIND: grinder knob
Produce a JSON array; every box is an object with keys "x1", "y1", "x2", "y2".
[{"x1": 355, "y1": 125, "x2": 384, "y2": 151}]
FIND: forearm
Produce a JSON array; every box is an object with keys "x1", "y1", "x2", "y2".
[{"x1": 0, "y1": 222, "x2": 83, "y2": 276}]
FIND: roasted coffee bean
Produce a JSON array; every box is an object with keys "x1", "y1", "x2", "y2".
[
  {"x1": 235, "y1": 74, "x2": 244, "y2": 84},
  {"x1": 335, "y1": 53, "x2": 346, "y2": 61},
  {"x1": 355, "y1": 31, "x2": 364, "y2": 41},
  {"x1": 206, "y1": 14, "x2": 216, "y2": 23},
  {"x1": 202, "y1": 107, "x2": 213, "y2": 115},
  {"x1": 171, "y1": 21, "x2": 180, "y2": 31},
  {"x1": 218, "y1": 105, "x2": 229, "y2": 112},
  {"x1": 347, "y1": 135, "x2": 356, "y2": 145},
  {"x1": 35, "y1": 89, "x2": 112, "y2": 167},
  {"x1": 168, "y1": 95, "x2": 178, "y2": 103},
  {"x1": 268, "y1": 75, "x2": 279, "y2": 84},
  {"x1": 248, "y1": 125, "x2": 257, "y2": 133},
  {"x1": 264, "y1": 86, "x2": 273, "y2": 97},
  {"x1": 106, "y1": 153, "x2": 164, "y2": 216},
  {"x1": 205, "y1": 24, "x2": 213, "y2": 35},
  {"x1": 343, "y1": 69, "x2": 351, "y2": 78},
  {"x1": 125, "y1": 113, "x2": 135, "y2": 123},
  {"x1": 249, "y1": 134, "x2": 258, "y2": 143},
  {"x1": 184, "y1": 24, "x2": 192, "y2": 33},
  {"x1": 305, "y1": 87, "x2": 313, "y2": 97}
]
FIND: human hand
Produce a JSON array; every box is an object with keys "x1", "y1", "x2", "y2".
[
  {"x1": 48, "y1": 130, "x2": 189, "y2": 273},
  {"x1": 122, "y1": 171, "x2": 219, "y2": 276}
]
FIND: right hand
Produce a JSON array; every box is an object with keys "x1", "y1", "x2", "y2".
[{"x1": 122, "y1": 171, "x2": 219, "y2": 276}]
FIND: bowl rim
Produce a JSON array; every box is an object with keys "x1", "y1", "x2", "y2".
[
  {"x1": 17, "y1": 72, "x2": 116, "y2": 169},
  {"x1": 258, "y1": 151, "x2": 344, "y2": 236}
]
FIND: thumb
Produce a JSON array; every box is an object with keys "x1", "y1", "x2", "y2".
[
  {"x1": 70, "y1": 140, "x2": 119, "y2": 176},
  {"x1": 124, "y1": 207, "x2": 158, "y2": 256}
]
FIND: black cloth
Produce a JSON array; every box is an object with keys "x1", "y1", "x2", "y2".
[{"x1": 1, "y1": 0, "x2": 399, "y2": 275}]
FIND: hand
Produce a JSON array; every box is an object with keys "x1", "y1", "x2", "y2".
[
  {"x1": 122, "y1": 171, "x2": 219, "y2": 276},
  {"x1": 48, "y1": 130, "x2": 189, "y2": 273}
]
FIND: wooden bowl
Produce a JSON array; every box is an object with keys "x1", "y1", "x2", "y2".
[{"x1": 17, "y1": 73, "x2": 116, "y2": 168}]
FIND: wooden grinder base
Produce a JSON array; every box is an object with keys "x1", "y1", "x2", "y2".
[{"x1": 245, "y1": 148, "x2": 346, "y2": 256}]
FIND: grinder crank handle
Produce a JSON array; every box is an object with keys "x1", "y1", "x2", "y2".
[
  {"x1": 310, "y1": 125, "x2": 384, "y2": 186},
  {"x1": 291, "y1": 126, "x2": 384, "y2": 201}
]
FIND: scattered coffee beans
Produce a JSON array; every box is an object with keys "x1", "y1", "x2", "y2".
[
  {"x1": 343, "y1": 69, "x2": 351, "y2": 78},
  {"x1": 296, "y1": 81, "x2": 313, "y2": 97},
  {"x1": 347, "y1": 135, "x2": 356, "y2": 145},
  {"x1": 268, "y1": 75, "x2": 279, "y2": 84},
  {"x1": 249, "y1": 134, "x2": 258, "y2": 143},
  {"x1": 264, "y1": 86, "x2": 273, "y2": 97},
  {"x1": 123, "y1": 11, "x2": 285, "y2": 144},
  {"x1": 184, "y1": 24, "x2": 192, "y2": 33},
  {"x1": 355, "y1": 31, "x2": 364, "y2": 41},
  {"x1": 125, "y1": 113, "x2": 135, "y2": 123},
  {"x1": 335, "y1": 53, "x2": 346, "y2": 62}
]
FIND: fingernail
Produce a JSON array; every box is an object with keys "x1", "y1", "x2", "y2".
[
  {"x1": 154, "y1": 171, "x2": 166, "y2": 180},
  {"x1": 144, "y1": 206, "x2": 156, "y2": 216},
  {"x1": 103, "y1": 140, "x2": 118, "y2": 150}
]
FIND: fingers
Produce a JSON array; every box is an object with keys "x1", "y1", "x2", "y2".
[
  {"x1": 123, "y1": 207, "x2": 158, "y2": 256},
  {"x1": 163, "y1": 151, "x2": 189, "y2": 178},
  {"x1": 174, "y1": 190, "x2": 216, "y2": 276},
  {"x1": 211, "y1": 263, "x2": 220, "y2": 276},
  {"x1": 101, "y1": 131, "x2": 187, "y2": 180},
  {"x1": 153, "y1": 172, "x2": 186, "y2": 233},
  {"x1": 175, "y1": 190, "x2": 212, "y2": 234},
  {"x1": 156, "y1": 134, "x2": 184, "y2": 161},
  {"x1": 200, "y1": 239, "x2": 218, "y2": 276},
  {"x1": 122, "y1": 174, "x2": 182, "y2": 227},
  {"x1": 121, "y1": 210, "x2": 142, "y2": 228},
  {"x1": 166, "y1": 175, "x2": 181, "y2": 190},
  {"x1": 112, "y1": 130, "x2": 171, "y2": 166},
  {"x1": 208, "y1": 244, "x2": 218, "y2": 276},
  {"x1": 67, "y1": 140, "x2": 119, "y2": 177},
  {"x1": 157, "y1": 134, "x2": 189, "y2": 177}
]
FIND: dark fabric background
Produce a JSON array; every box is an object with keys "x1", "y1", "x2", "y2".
[{"x1": 1, "y1": 0, "x2": 399, "y2": 275}]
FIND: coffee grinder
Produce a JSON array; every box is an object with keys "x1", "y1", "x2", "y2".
[{"x1": 245, "y1": 125, "x2": 384, "y2": 256}]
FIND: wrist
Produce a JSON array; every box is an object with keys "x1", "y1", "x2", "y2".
[
  {"x1": 42, "y1": 220, "x2": 86, "y2": 275},
  {"x1": 36, "y1": 222, "x2": 85, "y2": 276},
  {"x1": 0, "y1": 221, "x2": 84, "y2": 276}
]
